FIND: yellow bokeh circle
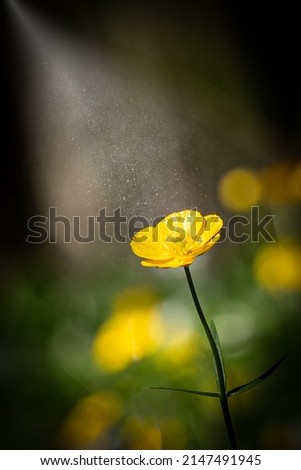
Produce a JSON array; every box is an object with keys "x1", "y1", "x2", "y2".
[
  {"x1": 254, "y1": 242, "x2": 301, "y2": 291},
  {"x1": 219, "y1": 168, "x2": 262, "y2": 211}
]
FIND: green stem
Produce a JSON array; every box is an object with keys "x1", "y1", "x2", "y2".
[
  {"x1": 220, "y1": 396, "x2": 238, "y2": 450},
  {"x1": 184, "y1": 266, "x2": 238, "y2": 450}
]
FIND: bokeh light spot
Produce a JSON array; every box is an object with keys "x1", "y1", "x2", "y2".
[
  {"x1": 93, "y1": 289, "x2": 165, "y2": 372},
  {"x1": 215, "y1": 309, "x2": 256, "y2": 349},
  {"x1": 57, "y1": 391, "x2": 123, "y2": 448},
  {"x1": 289, "y1": 162, "x2": 301, "y2": 202},
  {"x1": 218, "y1": 167, "x2": 262, "y2": 211},
  {"x1": 122, "y1": 418, "x2": 162, "y2": 450},
  {"x1": 254, "y1": 242, "x2": 301, "y2": 291},
  {"x1": 158, "y1": 330, "x2": 200, "y2": 368},
  {"x1": 260, "y1": 162, "x2": 301, "y2": 204},
  {"x1": 260, "y1": 164, "x2": 292, "y2": 204}
]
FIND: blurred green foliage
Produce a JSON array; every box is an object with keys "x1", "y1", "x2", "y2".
[{"x1": 1, "y1": 228, "x2": 301, "y2": 449}]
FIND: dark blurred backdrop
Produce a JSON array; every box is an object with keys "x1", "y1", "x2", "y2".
[{"x1": 2, "y1": 0, "x2": 301, "y2": 450}]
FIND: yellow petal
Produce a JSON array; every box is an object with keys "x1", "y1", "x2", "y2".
[
  {"x1": 185, "y1": 214, "x2": 222, "y2": 253},
  {"x1": 141, "y1": 255, "x2": 195, "y2": 268},
  {"x1": 130, "y1": 226, "x2": 173, "y2": 260},
  {"x1": 162, "y1": 210, "x2": 204, "y2": 241},
  {"x1": 197, "y1": 215, "x2": 223, "y2": 245},
  {"x1": 190, "y1": 233, "x2": 221, "y2": 257},
  {"x1": 160, "y1": 210, "x2": 205, "y2": 256}
]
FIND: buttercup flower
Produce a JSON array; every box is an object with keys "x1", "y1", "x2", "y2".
[{"x1": 130, "y1": 210, "x2": 223, "y2": 268}]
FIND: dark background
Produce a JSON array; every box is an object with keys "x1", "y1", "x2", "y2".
[{"x1": 3, "y1": 1, "x2": 300, "y2": 251}]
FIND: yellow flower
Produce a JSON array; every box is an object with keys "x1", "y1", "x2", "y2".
[{"x1": 130, "y1": 209, "x2": 223, "y2": 268}]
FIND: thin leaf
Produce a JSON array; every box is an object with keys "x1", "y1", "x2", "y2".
[
  {"x1": 210, "y1": 319, "x2": 227, "y2": 391},
  {"x1": 151, "y1": 386, "x2": 220, "y2": 398},
  {"x1": 227, "y1": 355, "x2": 286, "y2": 397}
]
